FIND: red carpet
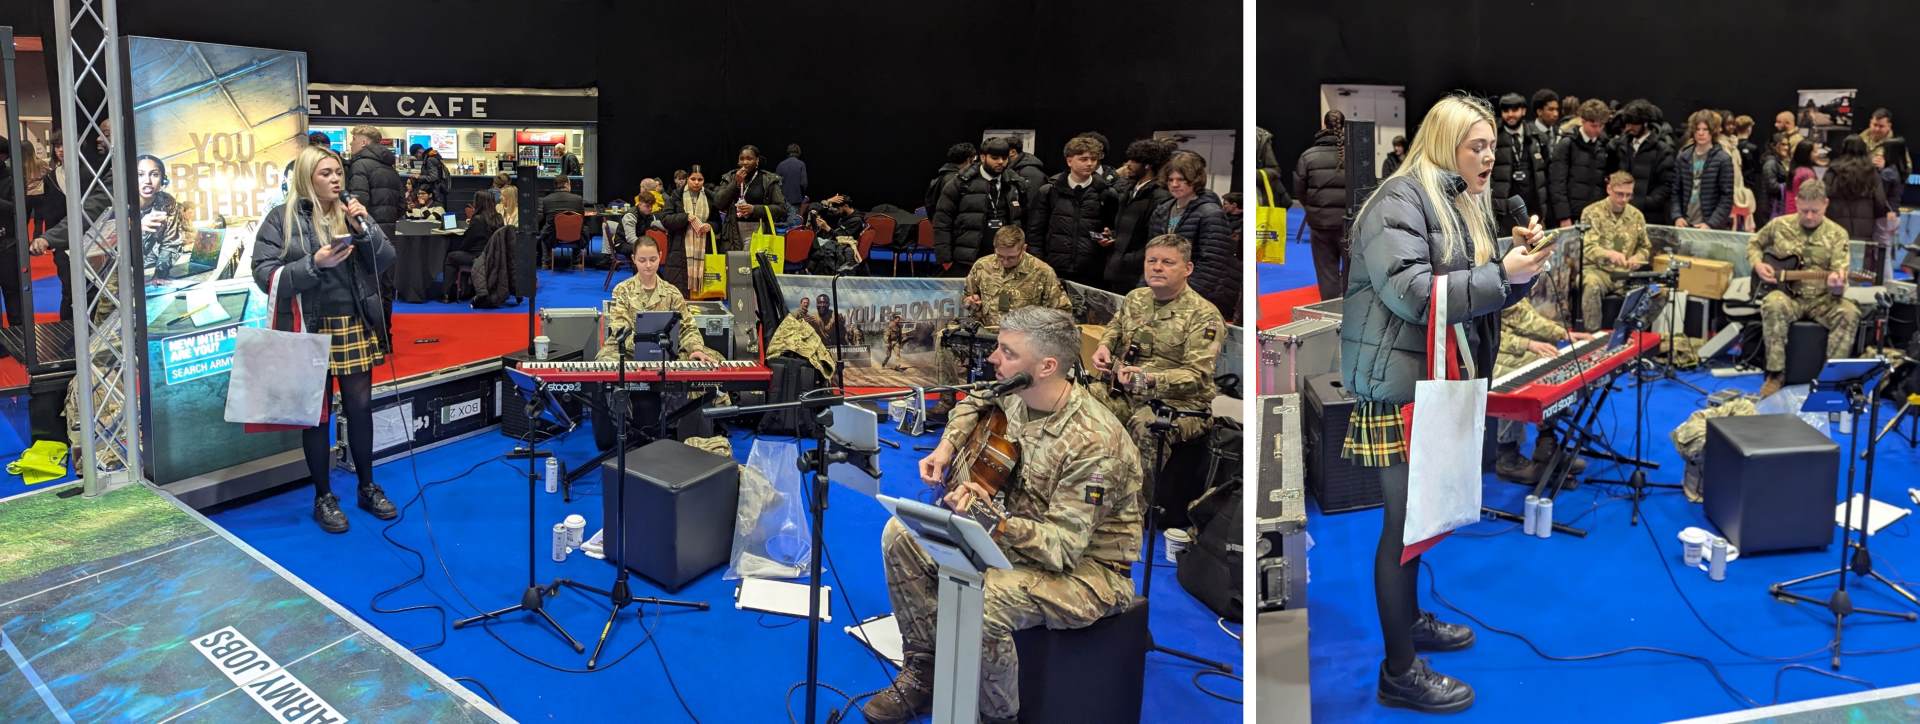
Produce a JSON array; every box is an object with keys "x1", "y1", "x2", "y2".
[
  {"x1": 1256, "y1": 285, "x2": 1323, "y2": 329},
  {"x1": 377, "y1": 313, "x2": 533, "y2": 382}
]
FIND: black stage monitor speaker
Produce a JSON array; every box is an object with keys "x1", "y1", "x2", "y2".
[
  {"x1": 1301, "y1": 372, "x2": 1383, "y2": 513},
  {"x1": 1702, "y1": 414, "x2": 1838, "y2": 554},
  {"x1": 600, "y1": 439, "x2": 740, "y2": 590}
]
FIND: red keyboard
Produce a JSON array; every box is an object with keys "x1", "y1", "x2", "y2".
[
  {"x1": 516, "y1": 360, "x2": 770, "y2": 389},
  {"x1": 1487, "y1": 331, "x2": 1660, "y2": 423}
]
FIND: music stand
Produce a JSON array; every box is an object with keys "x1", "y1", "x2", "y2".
[
  {"x1": 1770, "y1": 358, "x2": 1919, "y2": 669},
  {"x1": 878, "y1": 494, "x2": 1012, "y2": 724},
  {"x1": 1585, "y1": 281, "x2": 1685, "y2": 525},
  {"x1": 560, "y1": 310, "x2": 681, "y2": 488},
  {"x1": 451, "y1": 370, "x2": 586, "y2": 653}
]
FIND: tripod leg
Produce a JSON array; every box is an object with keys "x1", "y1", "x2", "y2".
[
  {"x1": 453, "y1": 602, "x2": 524, "y2": 628},
  {"x1": 1150, "y1": 639, "x2": 1234, "y2": 673},
  {"x1": 1863, "y1": 569, "x2": 1920, "y2": 609},
  {"x1": 539, "y1": 607, "x2": 587, "y2": 653},
  {"x1": 586, "y1": 602, "x2": 625, "y2": 670}
]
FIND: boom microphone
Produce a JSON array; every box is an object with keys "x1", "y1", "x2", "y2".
[{"x1": 988, "y1": 372, "x2": 1033, "y2": 396}]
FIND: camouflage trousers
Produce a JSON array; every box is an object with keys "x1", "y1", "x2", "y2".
[
  {"x1": 1580, "y1": 268, "x2": 1628, "y2": 332},
  {"x1": 64, "y1": 346, "x2": 128, "y2": 472},
  {"x1": 1086, "y1": 382, "x2": 1206, "y2": 489},
  {"x1": 1759, "y1": 291, "x2": 1859, "y2": 373},
  {"x1": 880, "y1": 518, "x2": 1132, "y2": 718},
  {"x1": 881, "y1": 342, "x2": 903, "y2": 368}
]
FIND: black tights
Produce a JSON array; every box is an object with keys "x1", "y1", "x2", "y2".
[
  {"x1": 303, "y1": 371, "x2": 374, "y2": 498},
  {"x1": 1375, "y1": 463, "x2": 1420, "y2": 675}
]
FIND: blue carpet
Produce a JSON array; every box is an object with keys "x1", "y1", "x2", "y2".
[
  {"x1": 1308, "y1": 368, "x2": 1920, "y2": 722},
  {"x1": 205, "y1": 419, "x2": 1243, "y2": 721}
]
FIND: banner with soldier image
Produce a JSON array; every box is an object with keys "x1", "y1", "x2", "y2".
[{"x1": 774, "y1": 275, "x2": 1242, "y2": 393}]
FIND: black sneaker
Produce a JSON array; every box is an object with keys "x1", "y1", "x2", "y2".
[
  {"x1": 1377, "y1": 657, "x2": 1474, "y2": 714},
  {"x1": 313, "y1": 494, "x2": 349, "y2": 533},
  {"x1": 357, "y1": 483, "x2": 398, "y2": 520},
  {"x1": 1411, "y1": 611, "x2": 1475, "y2": 652}
]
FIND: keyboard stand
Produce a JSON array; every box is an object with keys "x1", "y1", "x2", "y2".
[
  {"x1": 562, "y1": 388, "x2": 717, "y2": 487},
  {"x1": 1484, "y1": 369, "x2": 1626, "y2": 538}
]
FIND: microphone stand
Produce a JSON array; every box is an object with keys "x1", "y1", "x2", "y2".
[
  {"x1": 1139, "y1": 400, "x2": 1235, "y2": 676},
  {"x1": 556, "y1": 330, "x2": 709, "y2": 670},
  {"x1": 1587, "y1": 275, "x2": 1684, "y2": 525},
  {"x1": 704, "y1": 378, "x2": 1007, "y2": 724},
  {"x1": 452, "y1": 377, "x2": 586, "y2": 653}
]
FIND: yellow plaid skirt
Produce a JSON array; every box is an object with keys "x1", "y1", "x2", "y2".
[
  {"x1": 1341, "y1": 399, "x2": 1408, "y2": 468},
  {"x1": 315, "y1": 315, "x2": 385, "y2": 376}
]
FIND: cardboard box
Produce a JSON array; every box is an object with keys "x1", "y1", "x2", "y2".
[
  {"x1": 1653, "y1": 254, "x2": 1734, "y2": 300},
  {"x1": 1079, "y1": 324, "x2": 1108, "y2": 369}
]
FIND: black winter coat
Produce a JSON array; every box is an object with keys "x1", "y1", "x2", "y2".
[
  {"x1": 1027, "y1": 172, "x2": 1117, "y2": 280},
  {"x1": 1293, "y1": 130, "x2": 1347, "y2": 229},
  {"x1": 346, "y1": 143, "x2": 405, "y2": 224},
  {"x1": 1339, "y1": 175, "x2": 1533, "y2": 403},
  {"x1": 1104, "y1": 178, "x2": 1173, "y2": 290},
  {"x1": 1149, "y1": 190, "x2": 1237, "y2": 321},
  {"x1": 925, "y1": 162, "x2": 963, "y2": 216},
  {"x1": 1548, "y1": 130, "x2": 1611, "y2": 224},
  {"x1": 251, "y1": 203, "x2": 396, "y2": 342},
  {"x1": 1669, "y1": 144, "x2": 1735, "y2": 229},
  {"x1": 660, "y1": 187, "x2": 723, "y2": 295},
  {"x1": 1009, "y1": 154, "x2": 1047, "y2": 207},
  {"x1": 932, "y1": 165, "x2": 1027, "y2": 267},
  {"x1": 714, "y1": 168, "x2": 789, "y2": 242},
  {"x1": 415, "y1": 152, "x2": 450, "y2": 207},
  {"x1": 1491, "y1": 124, "x2": 1549, "y2": 218},
  {"x1": 1610, "y1": 132, "x2": 1674, "y2": 221}
]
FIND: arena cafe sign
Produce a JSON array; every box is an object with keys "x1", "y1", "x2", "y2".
[
  {"x1": 305, "y1": 86, "x2": 597, "y2": 123},
  {"x1": 308, "y1": 92, "x2": 491, "y2": 119}
]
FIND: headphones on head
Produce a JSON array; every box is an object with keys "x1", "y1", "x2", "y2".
[{"x1": 135, "y1": 154, "x2": 169, "y2": 186}]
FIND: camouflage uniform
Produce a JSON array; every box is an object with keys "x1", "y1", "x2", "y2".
[
  {"x1": 768, "y1": 313, "x2": 836, "y2": 380},
  {"x1": 881, "y1": 384, "x2": 1141, "y2": 719},
  {"x1": 963, "y1": 252, "x2": 1071, "y2": 327},
  {"x1": 597, "y1": 276, "x2": 712, "y2": 362},
  {"x1": 881, "y1": 320, "x2": 906, "y2": 368},
  {"x1": 1749, "y1": 215, "x2": 1858, "y2": 373},
  {"x1": 941, "y1": 253, "x2": 1072, "y2": 383},
  {"x1": 1577, "y1": 200, "x2": 1650, "y2": 331},
  {"x1": 1671, "y1": 397, "x2": 1759, "y2": 502},
  {"x1": 1089, "y1": 286, "x2": 1223, "y2": 475},
  {"x1": 1494, "y1": 301, "x2": 1570, "y2": 445}
]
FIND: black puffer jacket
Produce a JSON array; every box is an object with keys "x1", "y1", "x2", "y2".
[
  {"x1": 932, "y1": 165, "x2": 1027, "y2": 267},
  {"x1": 1293, "y1": 130, "x2": 1347, "y2": 229},
  {"x1": 1149, "y1": 190, "x2": 1237, "y2": 320},
  {"x1": 924, "y1": 162, "x2": 964, "y2": 216},
  {"x1": 1611, "y1": 131, "x2": 1674, "y2": 221},
  {"x1": 714, "y1": 168, "x2": 789, "y2": 242},
  {"x1": 346, "y1": 143, "x2": 405, "y2": 224},
  {"x1": 1491, "y1": 124, "x2": 1549, "y2": 219},
  {"x1": 1009, "y1": 153, "x2": 1047, "y2": 207},
  {"x1": 1104, "y1": 178, "x2": 1173, "y2": 290},
  {"x1": 1339, "y1": 175, "x2": 1533, "y2": 404},
  {"x1": 251, "y1": 203, "x2": 397, "y2": 342},
  {"x1": 1668, "y1": 144, "x2": 1734, "y2": 229},
  {"x1": 1548, "y1": 130, "x2": 1610, "y2": 225},
  {"x1": 415, "y1": 151, "x2": 450, "y2": 207},
  {"x1": 1027, "y1": 172, "x2": 1117, "y2": 281}
]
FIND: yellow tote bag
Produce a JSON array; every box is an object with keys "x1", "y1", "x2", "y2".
[
  {"x1": 696, "y1": 228, "x2": 727, "y2": 300},
  {"x1": 1256, "y1": 171, "x2": 1286, "y2": 263},
  {"x1": 750, "y1": 207, "x2": 785, "y2": 272}
]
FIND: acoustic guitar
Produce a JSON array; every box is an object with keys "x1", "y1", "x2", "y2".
[{"x1": 940, "y1": 404, "x2": 1018, "y2": 531}]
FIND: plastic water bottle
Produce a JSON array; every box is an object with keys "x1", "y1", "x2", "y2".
[{"x1": 545, "y1": 457, "x2": 559, "y2": 494}]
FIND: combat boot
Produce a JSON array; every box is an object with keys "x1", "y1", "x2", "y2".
[
  {"x1": 1759, "y1": 373, "x2": 1784, "y2": 399},
  {"x1": 860, "y1": 651, "x2": 934, "y2": 723},
  {"x1": 1493, "y1": 442, "x2": 1538, "y2": 484}
]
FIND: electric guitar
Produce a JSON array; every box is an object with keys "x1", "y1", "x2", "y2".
[{"x1": 1751, "y1": 251, "x2": 1873, "y2": 298}]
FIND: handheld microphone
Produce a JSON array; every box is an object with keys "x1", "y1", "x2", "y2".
[
  {"x1": 339, "y1": 190, "x2": 373, "y2": 230},
  {"x1": 988, "y1": 372, "x2": 1033, "y2": 396},
  {"x1": 1506, "y1": 196, "x2": 1530, "y2": 231}
]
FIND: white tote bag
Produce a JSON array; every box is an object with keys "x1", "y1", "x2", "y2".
[
  {"x1": 1400, "y1": 275, "x2": 1488, "y2": 562},
  {"x1": 224, "y1": 267, "x2": 331, "y2": 428}
]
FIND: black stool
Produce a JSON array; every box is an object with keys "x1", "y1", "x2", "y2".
[
  {"x1": 1784, "y1": 321, "x2": 1829, "y2": 386},
  {"x1": 1012, "y1": 598, "x2": 1149, "y2": 723},
  {"x1": 1703, "y1": 414, "x2": 1838, "y2": 554}
]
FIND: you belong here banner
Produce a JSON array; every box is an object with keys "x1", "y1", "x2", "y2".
[{"x1": 129, "y1": 36, "x2": 309, "y2": 485}]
